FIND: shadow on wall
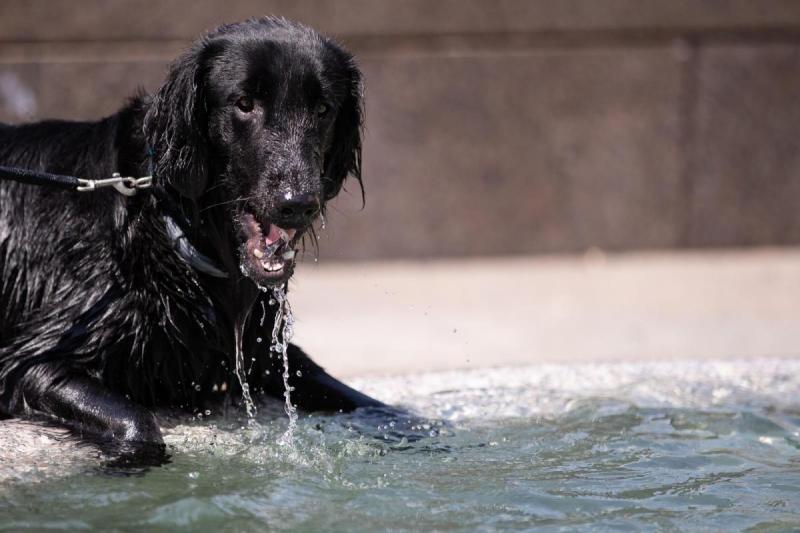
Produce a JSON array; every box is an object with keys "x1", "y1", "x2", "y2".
[{"x1": 1, "y1": 0, "x2": 799, "y2": 260}]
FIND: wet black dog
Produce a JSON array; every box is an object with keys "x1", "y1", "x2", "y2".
[{"x1": 0, "y1": 18, "x2": 382, "y2": 458}]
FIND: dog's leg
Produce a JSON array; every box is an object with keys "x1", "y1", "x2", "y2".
[
  {"x1": 265, "y1": 344, "x2": 385, "y2": 412},
  {"x1": 18, "y1": 370, "x2": 164, "y2": 447}
]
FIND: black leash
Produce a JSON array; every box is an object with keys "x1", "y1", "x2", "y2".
[
  {"x1": 0, "y1": 165, "x2": 152, "y2": 196},
  {"x1": 0, "y1": 161, "x2": 228, "y2": 278}
]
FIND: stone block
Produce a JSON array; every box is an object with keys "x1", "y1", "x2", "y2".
[
  {"x1": 35, "y1": 61, "x2": 167, "y2": 121},
  {"x1": 318, "y1": 48, "x2": 683, "y2": 259},
  {"x1": 687, "y1": 44, "x2": 800, "y2": 246},
  {"x1": 2, "y1": 0, "x2": 800, "y2": 42}
]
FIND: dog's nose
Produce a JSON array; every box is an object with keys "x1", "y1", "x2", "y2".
[{"x1": 275, "y1": 192, "x2": 321, "y2": 227}]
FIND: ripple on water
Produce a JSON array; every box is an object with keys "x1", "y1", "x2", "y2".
[{"x1": 1, "y1": 357, "x2": 800, "y2": 531}]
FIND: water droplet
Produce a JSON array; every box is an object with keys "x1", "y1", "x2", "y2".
[
  {"x1": 204, "y1": 409, "x2": 211, "y2": 416},
  {"x1": 256, "y1": 337, "x2": 262, "y2": 343},
  {"x1": 296, "y1": 370, "x2": 302, "y2": 377},
  {"x1": 194, "y1": 384, "x2": 201, "y2": 391}
]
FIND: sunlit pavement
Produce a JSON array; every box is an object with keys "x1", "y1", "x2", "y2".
[{"x1": 290, "y1": 247, "x2": 800, "y2": 378}]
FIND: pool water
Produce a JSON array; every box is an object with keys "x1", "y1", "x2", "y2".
[{"x1": 2, "y1": 358, "x2": 800, "y2": 531}]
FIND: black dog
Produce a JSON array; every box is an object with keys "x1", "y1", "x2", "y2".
[{"x1": 0, "y1": 18, "x2": 382, "y2": 456}]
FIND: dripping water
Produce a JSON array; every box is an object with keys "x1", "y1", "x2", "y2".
[
  {"x1": 232, "y1": 283, "x2": 297, "y2": 442},
  {"x1": 233, "y1": 321, "x2": 258, "y2": 423},
  {"x1": 233, "y1": 286, "x2": 269, "y2": 426},
  {"x1": 270, "y1": 284, "x2": 298, "y2": 445},
  {"x1": 259, "y1": 299, "x2": 267, "y2": 327}
]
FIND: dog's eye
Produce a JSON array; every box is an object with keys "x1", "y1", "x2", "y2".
[
  {"x1": 236, "y1": 96, "x2": 255, "y2": 113},
  {"x1": 316, "y1": 103, "x2": 329, "y2": 117}
]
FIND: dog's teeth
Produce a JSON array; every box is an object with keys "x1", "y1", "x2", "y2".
[
  {"x1": 261, "y1": 258, "x2": 284, "y2": 272},
  {"x1": 253, "y1": 248, "x2": 264, "y2": 258},
  {"x1": 282, "y1": 250, "x2": 296, "y2": 260}
]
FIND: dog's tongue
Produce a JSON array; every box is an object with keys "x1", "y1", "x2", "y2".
[{"x1": 265, "y1": 224, "x2": 296, "y2": 246}]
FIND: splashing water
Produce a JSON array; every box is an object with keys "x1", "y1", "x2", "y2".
[
  {"x1": 270, "y1": 284, "x2": 298, "y2": 445},
  {"x1": 233, "y1": 322, "x2": 258, "y2": 422},
  {"x1": 232, "y1": 284, "x2": 297, "y2": 441}
]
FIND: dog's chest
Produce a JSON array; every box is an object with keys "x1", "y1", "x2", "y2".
[{"x1": 101, "y1": 275, "x2": 235, "y2": 407}]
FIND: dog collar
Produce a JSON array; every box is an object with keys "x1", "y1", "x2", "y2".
[{"x1": 162, "y1": 215, "x2": 229, "y2": 278}]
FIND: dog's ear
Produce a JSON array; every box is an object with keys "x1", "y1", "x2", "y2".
[
  {"x1": 145, "y1": 41, "x2": 220, "y2": 200},
  {"x1": 323, "y1": 57, "x2": 364, "y2": 203}
]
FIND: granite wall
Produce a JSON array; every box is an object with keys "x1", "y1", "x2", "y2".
[{"x1": 1, "y1": 1, "x2": 799, "y2": 260}]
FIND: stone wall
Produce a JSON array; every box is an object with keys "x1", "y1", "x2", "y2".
[{"x1": 1, "y1": 1, "x2": 799, "y2": 260}]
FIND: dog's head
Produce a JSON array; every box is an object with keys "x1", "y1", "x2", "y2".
[{"x1": 145, "y1": 18, "x2": 362, "y2": 285}]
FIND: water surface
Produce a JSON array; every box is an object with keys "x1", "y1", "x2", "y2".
[{"x1": 1, "y1": 358, "x2": 800, "y2": 531}]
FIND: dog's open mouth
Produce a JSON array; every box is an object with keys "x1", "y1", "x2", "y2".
[{"x1": 239, "y1": 214, "x2": 300, "y2": 284}]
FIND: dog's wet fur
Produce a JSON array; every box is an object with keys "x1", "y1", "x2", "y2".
[{"x1": 0, "y1": 18, "x2": 382, "y2": 464}]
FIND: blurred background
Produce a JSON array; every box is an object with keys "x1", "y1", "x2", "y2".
[{"x1": 1, "y1": 1, "x2": 799, "y2": 375}]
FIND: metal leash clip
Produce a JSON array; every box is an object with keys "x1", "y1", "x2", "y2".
[{"x1": 76, "y1": 173, "x2": 153, "y2": 196}]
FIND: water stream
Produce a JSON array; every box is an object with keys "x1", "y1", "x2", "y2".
[
  {"x1": 232, "y1": 322, "x2": 257, "y2": 421},
  {"x1": 233, "y1": 284, "x2": 298, "y2": 441},
  {"x1": 269, "y1": 285, "x2": 299, "y2": 445}
]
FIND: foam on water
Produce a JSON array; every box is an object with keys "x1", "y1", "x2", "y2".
[{"x1": 347, "y1": 357, "x2": 800, "y2": 422}]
